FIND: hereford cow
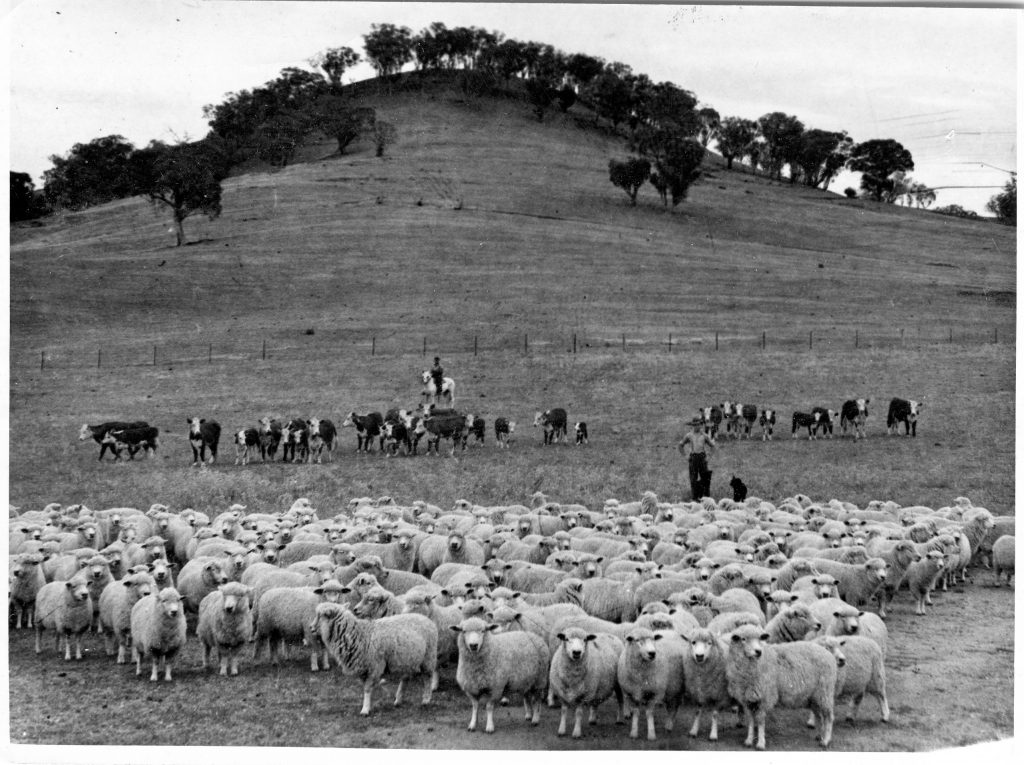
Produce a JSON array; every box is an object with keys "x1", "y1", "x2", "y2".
[
  {"x1": 187, "y1": 418, "x2": 221, "y2": 465},
  {"x1": 887, "y1": 398, "x2": 923, "y2": 437},
  {"x1": 759, "y1": 410, "x2": 776, "y2": 441},
  {"x1": 494, "y1": 417, "x2": 516, "y2": 448},
  {"x1": 79, "y1": 421, "x2": 150, "y2": 461},
  {"x1": 234, "y1": 428, "x2": 260, "y2": 465},
  {"x1": 840, "y1": 398, "x2": 870, "y2": 439},
  {"x1": 280, "y1": 418, "x2": 309, "y2": 462},
  {"x1": 737, "y1": 404, "x2": 758, "y2": 438},
  {"x1": 102, "y1": 425, "x2": 160, "y2": 460},
  {"x1": 306, "y1": 418, "x2": 337, "y2": 463},
  {"x1": 418, "y1": 411, "x2": 473, "y2": 456},
  {"x1": 342, "y1": 411, "x2": 384, "y2": 453},
  {"x1": 700, "y1": 405, "x2": 723, "y2": 439},
  {"x1": 574, "y1": 422, "x2": 589, "y2": 445},
  {"x1": 721, "y1": 402, "x2": 741, "y2": 438},
  {"x1": 811, "y1": 407, "x2": 837, "y2": 439},
  {"x1": 382, "y1": 421, "x2": 412, "y2": 456},
  {"x1": 791, "y1": 411, "x2": 820, "y2": 439},
  {"x1": 534, "y1": 408, "x2": 568, "y2": 445},
  {"x1": 257, "y1": 417, "x2": 283, "y2": 461},
  {"x1": 465, "y1": 416, "x2": 486, "y2": 448}
]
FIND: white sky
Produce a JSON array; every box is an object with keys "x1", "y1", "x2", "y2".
[{"x1": 3, "y1": 1, "x2": 1019, "y2": 213}]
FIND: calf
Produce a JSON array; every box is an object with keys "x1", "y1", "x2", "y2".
[
  {"x1": 494, "y1": 417, "x2": 516, "y2": 449},
  {"x1": 187, "y1": 417, "x2": 221, "y2": 465},
  {"x1": 382, "y1": 422, "x2": 412, "y2": 456},
  {"x1": 887, "y1": 398, "x2": 922, "y2": 437},
  {"x1": 257, "y1": 417, "x2": 283, "y2": 461},
  {"x1": 342, "y1": 411, "x2": 384, "y2": 453},
  {"x1": 574, "y1": 422, "x2": 589, "y2": 445},
  {"x1": 737, "y1": 404, "x2": 758, "y2": 439},
  {"x1": 721, "y1": 401, "x2": 741, "y2": 439},
  {"x1": 811, "y1": 407, "x2": 837, "y2": 439},
  {"x1": 418, "y1": 411, "x2": 473, "y2": 456},
  {"x1": 465, "y1": 416, "x2": 486, "y2": 448},
  {"x1": 840, "y1": 398, "x2": 870, "y2": 439},
  {"x1": 534, "y1": 408, "x2": 568, "y2": 445},
  {"x1": 759, "y1": 409, "x2": 776, "y2": 441},
  {"x1": 79, "y1": 421, "x2": 150, "y2": 461},
  {"x1": 306, "y1": 417, "x2": 337, "y2": 463},
  {"x1": 791, "y1": 411, "x2": 820, "y2": 440},
  {"x1": 280, "y1": 418, "x2": 308, "y2": 462},
  {"x1": 700, "y1": 405, "x2": 723, "y2": 439},
  {"x1": 234, "y1": 428, "x2": 261, "y2": 466},
  {"x1": 102, "y1": 426, "x2": 160, "y2": 460}
]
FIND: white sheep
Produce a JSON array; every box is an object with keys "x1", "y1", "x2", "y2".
[
  {"x1": 791, "y1": 573, "x2": 840, "y2": 601},
  {"x1": 813, "y1": 634, "x2": 890, "y2": 723},
  {"x1": 764, "y1": 602, "x2": 822, "y2": 643},
  {"x1": 904, "y1": 550, "x2": 947, "y2": 615},
  {"x1": 314, "y1": 602, "x2": 438, "y2": 716},
  {"x1": 809, "y1": 597, "x2": 889, "y2": 657},
  {"x1": 197, "y1": 582, "x2": 255, "y2": 676},
  {"x1": 98, "y1": 571, "x2": 156, "y2": 662},
  {"x1": 992, "y1": 535, "x2": 1014, "y2": 586},
  {"x1": 451, "y1": 615, "x2": 550, "y2": 733},
  {"x1": 616, "y1": 626, "x2": 686, "y2": 740},
  {"x1": 8, "y1": 552, "x2": 46, "y2": 629},
  {"x1": 681, "y1": 626, "x2": 732, "y2": 740},
  {"x1": 400, "y1": 590, "x2": 462, "y2": 668},
  {"x1": 130, "y1": 587, "x2": 188, "y2": 681},
  {"x1": 549, "y1": 627, "x2": 624, "y2": 738},
  {"x1": 176, "y1": 556, "x2": 231, "y2": 614},
  {"x1": 33, "y1": 575, "x2": 93, "y2": 660},
  {"x1": 725, "y1": 623, "x2": 837, "y2": 750},
  {"x1": 253, "y1": 584, "x2": 345, "y2": 670}
]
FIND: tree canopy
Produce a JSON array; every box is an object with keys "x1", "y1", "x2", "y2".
[
  {"x1": 608, "y1": 157, "x2": 651, "y2": 206},
  {"x1": 10, "y1": 172, "x2": 47, "y2": 221},
  {"x1": 43, "y1": 135, "x2": 137, "y2": 210},
  {"x1": 716, "y1": 117, "x2": 756, "y2": 170},
  {"x1": 363, "y1": 23, "x2": 414, "y2": 80},
  {"x1": 846, "y1": 138, "x2": 915, "y2": 201},
  {"x1": 986, "y1": 175, "x2": 1016, "y2": 225}
]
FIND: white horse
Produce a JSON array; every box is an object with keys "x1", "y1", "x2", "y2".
[{"x1": 421, "y1": 371, "x2": 455, "y2": 407}]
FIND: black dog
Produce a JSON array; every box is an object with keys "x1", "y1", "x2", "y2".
[{"x1": 730, "y1": 476, "x2": 748, "y2": 503}]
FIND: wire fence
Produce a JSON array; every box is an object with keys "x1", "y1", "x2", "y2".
[{"x1": 18, "y1": 325, "x2": 1012, "y2": 373}]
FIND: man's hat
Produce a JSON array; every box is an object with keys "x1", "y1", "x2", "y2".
[{"x1": 689, "y1": 417, "x2": 704, "y2": 426}]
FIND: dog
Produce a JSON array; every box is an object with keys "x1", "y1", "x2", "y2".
[
  {"x1": 574, "y1": 422, "x2": 589, "y2": 445},
  {"x1": 730, "y1": 476, "x2": 748, "y2": 503}
]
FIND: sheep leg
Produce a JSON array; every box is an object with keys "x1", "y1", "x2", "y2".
[
  {"x1": 63, "y1": 633, "x2": 72, "y2": 662},
  {"x1": 133, "y1": 646, "x2": 142, "y2": 675},
  {"x1": 149, "y1": 657, "x2": 160, "y2": 682},
  {"x1": 74, "y1": 634, "x2": 83, "y2": 661},
  {"x1": 588, "y1": 705, "x2": 597, "y2": 724},
  {"x1": 394, "y1": 678, "x2": 405, "y2": 707},
  {"x1": 116, "y1": 642, "x2": 126, "y2": 664},
  {"x1": 664, "y1": 702, "x2": 677, "y2": 733},
  {"x1": 817, "y1": 706, "x2": 834, "y2": 748},
  {"x1": 689, "y1": 708, "x2": 702, "y2": 738},
  {"x1": 630, "y1": 706, "x2": 640, "y2": 739},
  {"x1": 358, "y1": 679, "x2": 376, "y2": 715},
  {"x1": 309, "y1": 647, "x2": 319, "y2": 671},
  {"x1": 484, "y1": 700, "x2": 496, "y2": 733},
  {"x1": 573, "y1": 705, "x2": 585, "y2": 739},
  {"x1": 530, "y1": 695, "x2": 541, "y2": 725},
  {"x1": 754, "y1": 707, "x2": 767, "y2": 750},
  {"x1": 709, "y1": 709, "x2": 719, "y2": 741},
  {"x1": 807, "y1": 709, "x2": 817, "y2": 728},
  {"x1": 558, "y1": 704, "x2": 569, "y2": 736},
  {"x1": 164, "y1": 658, "x2": 173, "y2": 682},
  {"x1": 875, "y1": 689, "x2": 891, "y2": 722},
  {"x1": 467, "y1": 698, "x2": 479, "y2": 731},
  {"x1": 429, "y1": 669, "x2": 438, "y2": 692},
  {"x1": 645, "y1": 705, "x2": 657, "y2": 741},
  {"x1": 420, "y1": 675, "x2": 433, "y2": 706},
  {"x1": 230, "y1": 654, "x2": 240, "y2": 676},
  {"x1": 741, "y1": 705, "x2": 755, "y2": 748},
  {"x1": 219, "y1": 654, "x2": 229, "y2": 676}
]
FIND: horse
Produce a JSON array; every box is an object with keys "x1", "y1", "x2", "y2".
[{"x1": 421, "y1": 371, "x2": 455, "y2": 407}]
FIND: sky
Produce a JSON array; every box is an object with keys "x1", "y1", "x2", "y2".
[{"x1": 3, "y1": 1, "x2": 1019, "y2": 214}]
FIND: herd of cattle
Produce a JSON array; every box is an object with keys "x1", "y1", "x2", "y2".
[{"x1": 76, "y1": 398, "x2": 922, "y2": 466}]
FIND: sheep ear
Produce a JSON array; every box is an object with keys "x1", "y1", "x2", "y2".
[
  {"x1": 510, "y1": 592, "x2": 521, "y2": 601},
  {"x1": 789, "y1": 594, "x2": 799, "y2": 603},
  {"x1": 760, "y1": 632, "x2": 770, "y2": 641},
  {"x1": 449, "y1": 625, "x2": 462, "y2": 633},
  {"x1": 625, "y1": 635, "x2": 635, "y2": 643},
  {"x1": 585, "y1": 634, "x2": 598, "y2": 642},
  {"x1": 653, "y1": 633, "x2": 663, "y2": 641},
  {"x1": 730, "y1": 633, "x2": 743, "y2": 642},
  {"x1": 485, "y1": 624, "x2": 500, "y2": 633},
  {"x1": 556, "y1": 632, "x2": 567, "y2": 642},
  {"x1": 857, "y1": 611, "x2": 865, "y2": 618}
]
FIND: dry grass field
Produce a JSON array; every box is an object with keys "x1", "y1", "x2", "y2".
[{"x1": 7, "y1": 76, "x2": 1015, "y2": 752}]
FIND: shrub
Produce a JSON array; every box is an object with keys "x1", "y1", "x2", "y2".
[
  {"x1": 844, "y1": 187, "x2": 857, "y2": 199},
  {"x1": 608, "y1": 157, "x2": 651, "y2": 206},
  {"x1": 933, "y1": 204, "x2": 981, "y2": 220}
]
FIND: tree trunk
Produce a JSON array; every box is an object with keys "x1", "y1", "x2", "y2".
[{"x1": 174, "y1": 217, "x2": 186, "y2": 247}]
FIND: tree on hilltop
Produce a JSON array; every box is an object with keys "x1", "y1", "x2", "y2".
[
  {"x1": 586, "y1": 70, "x2": 632, "y2": 128},
  {"x1": 10, "y1": 172, "x2": 48, "y2": 221},
  {"x1": 565, "y1": 53, "x2": 605, "y2": 88},
  {"x1": 793, "y1": 129, "x2": 852, "y2": 189},
  {"x1": 309, "y1": 47, "x2": 361, "y2": 91},
  {"x1": 716, "y1": 117, "x2": 756, "y2": 170},
  {"x1": 363, "y1": 23, "x2": 414, "y2": 82},
  {"x1": 43, "y1": 134, "x2": 137, "y2": 210},
  {"x1": 846, "y1": 138, "x2": 914, "y2": 201},
  {"x1": 987, "y1": 175, "x2": 1016, "y2": 225},
  {"x1": 609, "y1": 157, "x2": 651, "y2": 206},
  {"x1": 756, "y1": 112, "x2": 804, "y2": 181},
  {"x1": 310, "y1": 95, "x2": 376, "y2": 155}
]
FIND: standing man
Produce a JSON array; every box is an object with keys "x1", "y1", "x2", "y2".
[
  {"x1": 679, "y1": 416, "x2": 716, "y2": 500},
  {"x1": 430, "y1": 356, "x2": 445, "y2": 404}
]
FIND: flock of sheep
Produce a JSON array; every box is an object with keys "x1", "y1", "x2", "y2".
[{"x1": 8, "y1": 490, "x2": 1015, "y2": 750}]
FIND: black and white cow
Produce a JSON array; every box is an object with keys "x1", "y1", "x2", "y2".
[
  {"x1": 79, "y1": 421, "x2": 150, "y2": 461},
  {"x1": 465, "y1": 416, "x2": 486, "y2": 448},
  {"x1": 574, "y1": 422, "x2": 589, "y2": 445},
  {"x1": 791, "y1": 411, "x2": 820, "y2": 440},
  {"x1": 534, "y1": 408, "x2": 568, "y2": 445},
  {"x1": 342, "y1": 411, "x2": 384, "y2": 453},
  {"x1": 840, "y1": 398, "x2": 870, "y2": 439},
  {"x1": 494, "y1": 417, "x2": 516, "y2": 449},
  {"x1": 737, "y1": 404, "x2": 758, "y2": 439},
  {"x1": 417, "y1": 411, "x2": 473, "y2": 456},
  {"x1": 811, "y1": 407, "x2": 838, "y2": 439},
  {"x1": 700, "y1": 405, "x2": 723, "y2": 439},
  {"x1": 234, "y1": 428, "x2": 261, "y2": 466},
  {"x1": 257, "y1": 417, "x2": 283, "y2": 461},
  {"x1": 759, "y1": 409, "x2": 776, "y2": 441},
  {"x1": 187, "y1": 417, "x2": 221, "y2": 465},
  {"x1": 306, "y1": 417, "x2": 337, "y2": 463},
  {"x1": 720, "y1": 402, "x2": 741, "y2": 439},
  {"x1": 382, "y1": 421, "x2": 412, "y2": 456},
  {"x1": 887, "y1": 398, "x2": 923, "y2": 437},
  {"x1": 280, "y1": 418, "x2": 309, "y2": 462},
  {"x1": 102, "y1": 425, "x2": 160, "y2": 460}
]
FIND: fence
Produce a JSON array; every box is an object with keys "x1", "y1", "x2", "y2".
[{"x1": 21, "y1": 325, "x2": 1012, "y2": 373}]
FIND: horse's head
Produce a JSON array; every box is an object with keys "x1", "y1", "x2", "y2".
[{"x1": 421, "y1": 371, "x2": 431, "y2": 384}]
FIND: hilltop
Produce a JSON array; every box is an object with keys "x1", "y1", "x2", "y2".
[{"x1": 10, "y1": 79, "x2": 1015, "y2": 366}]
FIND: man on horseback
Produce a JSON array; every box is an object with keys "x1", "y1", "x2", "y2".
[{"x1": 430, "y1": 357, "x2": 445, "y2": 401}]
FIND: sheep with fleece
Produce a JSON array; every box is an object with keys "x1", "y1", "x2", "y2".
[
  {"x1": 903, "y1": 550, "x2": 947, "y2": 615},
  {"x1": 864, "y1": 539, "x2": 921, "y2": 617},
  {"x1": 790, "y1": 573, "x2": 840, "y2": 602},
  {"x1": 992, "y1": 535, "x2": 1014, "y2": 586},
  {"x1": 764, "y1": 590, "x2": 801, "y2": 619},
  {"x1": 353, "y1": 585, "x2": 404, "y2": 619},
  {"x1": 451, "y1": 616, "x2": 550, "y2": 733},
  {"x1": 519, "y1": 578, "x2": 585, "y2": 608},
  {"x1": 130, "y1": 587, "x2": 188, "y2": 681},
  {"x1": 578, "y1": 576, "x2": 640, "y2": 622},
  {"x1": 197, "y1": 582, "x2": 255, "y2": 676},
  {"x1": 616, "y1": 626, "x2": 687, "y2": 740},
  {"x1": 33, "y1": 574, "x2": 93, "y2": 660},
  {"x1": 9, "y1": 552, "x2": 46, "y2": 629},
  {"x1": 706, "y1": 610, "x2": 763, "y2": 637},
  {"x1": 809, "y1": 597, "x2": 889, "y2": 657},
  {"x1": 813, "y1": 635, "x2": 890, "y2": 723},
  {"x1": 681, "y1": 626, "x2": 733, "y2": 740},
  {"x1": 349, "y1": 530, "x2": 418, "y2": 572},
  {"x1": 549, "y1": 627, "x2": 624, "y2": 738},
  {"x1": 173, "y1": 556, "x2": 230, "y2": 614},
  {"x1": 764, "y1": 602, "x2": 821, "y2": 643},
  {"x1": 400, "y1": 590, "x2": 463, "y2": 667},
  {"x1": 98, "y1": 570, "x2": 156, "y2": 662},
  {"x1": 976, "y1": 516, "x2": 1015, "y2": 568},
  {"x1": 797, "y1": 557, "x2": 888, "y2": 607},
  {"x1": 253, "y1": 583, "x2": 346, "y2": 670},
  {"x1": 725, "y1": 623, "x2": 837, "y2": 750},
  {"x1": 314, "y1": 602, "x2": 438, "y2": 716}
]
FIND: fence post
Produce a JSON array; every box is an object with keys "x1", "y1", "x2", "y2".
[
  {"x1": 761, "y1": 331, "x2": 765, "y2": 350},
  {"x1": 573, "y1": 333, "x2": 577, "y2": 354},
  {"x1": 262, "y1": 339, "x2": 266, "y2": 361},
  {"x1": 371, "y1": 336, "x2": 376, "y2": 356},
  {"x1": 40, "y1": 351, "x2": 44, "y2": 371},
  {"x1": 949, "y1": 328, "x2": 953, "y2": 344},
  {"x1": 622, "y1": 333, "x2": 625, "y2": 351},
  {"x1": 855, "y1": 330, "x2": 858, "y2": 349},
  {"x1": 209, "y1": 343, "x2": 212, "y2": 364},
  {"x1": 715, "y1": 332, "x2": 719, "y2": 351},
  {"x1": 474, "y1": 336, "x2": 478, "y2": 356},
  {"x1": 809, "y1": 331, "x2": 813, "y2": 350},
  {"x1": 524, "y1": 333, "x2": 528, "y2": 354},
  {"x1": 153, "y1": 345, "x2": 157, "y2": 366},
  {"x1": 668, "y1": 333, "x2": 672, "y2": 352},
  {"x1": 423, "y1": 337, "x2": 426, "y2": 357},
  {"x1": 994, "y1": 327, "x2": 998, "y2": 344},
  {"x1": 97, "y1": 349, "x2": 102, "y2": 369}
]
